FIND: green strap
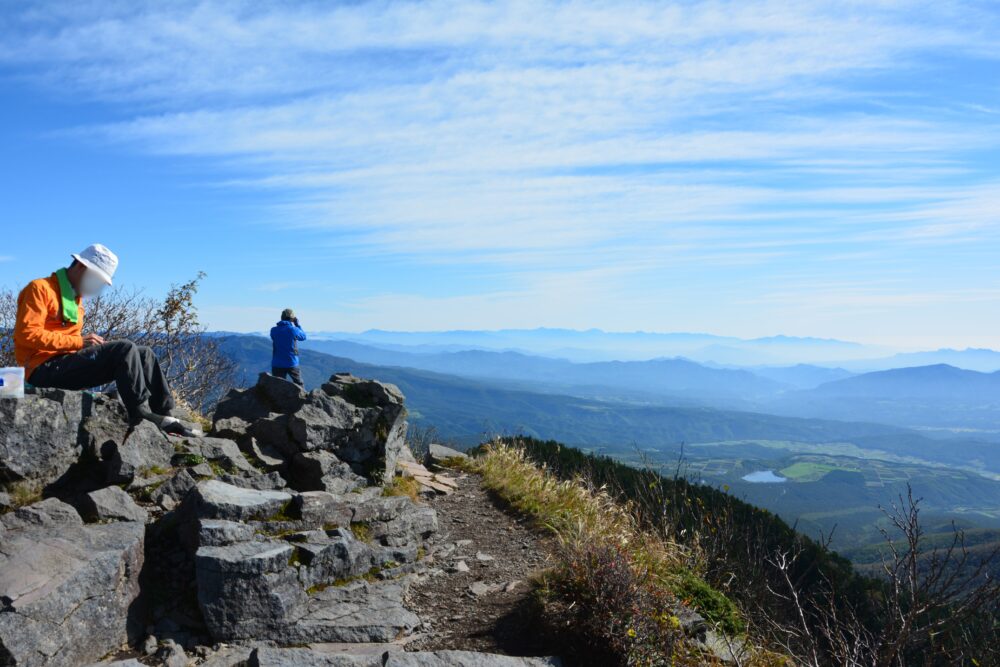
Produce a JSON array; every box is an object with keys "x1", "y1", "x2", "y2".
[{"x1": 55, "y1": 268, "x2": 79, "y2": 324}]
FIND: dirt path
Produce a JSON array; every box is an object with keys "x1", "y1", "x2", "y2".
[{"x1": 404, "y1": 470, "x2": 561, "y2": 657}]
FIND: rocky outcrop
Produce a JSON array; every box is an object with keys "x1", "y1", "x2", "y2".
[
  {"x1": 0, "y1": 498, "x2": 144, "y2": 666},
  {"x1": 214, "y1": 373, "x2": 408, "y2": 488},
  {"x1": 74, "y1": 485, "x2": 150, "y2": 523},
  {"x1": 1, "y1": 371, "x2": 564, "y2": 667},
  {"x1": 186, "y1": 479, "x2": 435, "y2": 644},
  {"x1": 0, "y1": 388, "x2": 84, "y2": 487}
]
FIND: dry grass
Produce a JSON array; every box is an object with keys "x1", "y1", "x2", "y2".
[
  {"x1": 383, "y1": 474, "x2": 422, "y2": 502},
  {"x1": 3, "y1": 480, "x2": 43, "y2": 510},
  {"x1": 474, "y1": 440, "x2": 686, "y2": 573},
  {"x1": 469, "y1": 440, "x2": 785, "y2": 667}
]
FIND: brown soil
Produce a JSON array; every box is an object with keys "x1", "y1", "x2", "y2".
[{"x1": 404, "y1": 470, "x2": 562, "y2": 658}]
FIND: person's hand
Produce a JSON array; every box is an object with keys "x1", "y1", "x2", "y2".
[
  {"x1": 293, "y1": 317, "x2": 300, "y2": 327},
  {"x1": 82, "y1": 333, "x2": 105, "y2": 348}
]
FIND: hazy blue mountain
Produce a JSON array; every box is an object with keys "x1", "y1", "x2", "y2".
[
  {"x1": 309, "y1": 327, "x2": 884, "y2": 365},
  {"x1": 740, "y1": 364, "x2": 855, "y2": 389},
  {"x1": 300, "y1": 338, "x2": 787, "y2": 402},
  {"x1": 769, "y1": 364, "x2": 1000, "y2": 431},
  {"x1": 809, "y1": 364, "x2": 1000, "y2": 400},
  {"x1": 219, "y1": 335, "x2": 999, "y2": 473},
  {"x1": 854, "y1": 348, "x2": 1000, "y2": 373}
]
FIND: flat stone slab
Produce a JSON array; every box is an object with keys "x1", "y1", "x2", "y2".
[
  {"x1": 0, "y1": 499, "x2": 144, "y2": 667},
  {"x1": 386, "y1": 652, "x2": 562, "y2": 667},
  {"x1": 190, "y1": 479, "x2": 292, "y2": 521},
  {"x1": 250, "y1": 647, "x2": 382, "y2": 666},
  {"x1": 284, "y1": 580, "x2": 420, "y2": 644},
  {"x1": 76, "y1": 485, "x2": 149, "y2": 523},
  {"x1": 248, "y1": 648, "x2": 560, "y2": 667}
]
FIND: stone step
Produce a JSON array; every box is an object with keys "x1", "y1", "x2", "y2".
[{"x1": 249, "y1": 647, "x2": 561, "y2": 667}]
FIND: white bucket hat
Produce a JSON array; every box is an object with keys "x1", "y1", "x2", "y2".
[{"x1": 71, "y1": 243, "x2": 119, "y2": 285}]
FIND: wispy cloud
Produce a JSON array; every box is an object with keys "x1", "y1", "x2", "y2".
[{"x1": 2, "y1": 1, "x2": 999, "y2": 344}]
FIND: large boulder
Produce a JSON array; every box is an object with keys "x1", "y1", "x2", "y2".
[
  {"x1": 0, "y1": 389, "x2": 84, "y2": 487},
  {"x1": 291, "y1": 450, "x2": 365, "y2": 494},
  {"x1": 213, "y1": 373, "x2": 409, "y2": 484},
  {"x1": 184, "y1": 480, "x2": 436, "y2": 644},
  {"x1": 75, "y1": 485, "x2": 150, "y2": 523},
  {"x1": 0, "y1": 498, "x2": 145, "y2": 666}
]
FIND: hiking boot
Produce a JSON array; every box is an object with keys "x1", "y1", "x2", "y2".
[{"x1": 135, "y1": 401, "x2": 204, "y2": 437}]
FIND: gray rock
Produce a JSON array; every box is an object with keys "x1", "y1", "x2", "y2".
[
  {"x1": 152, "y1": 468, "x2": 198, "y2": 509},
  {"x1": 468, "y1": 581, "x2": 501, "y2": 597},
  {"x1": 249, "y1": 647, "x2": 380, "y2": 667},
  {"x1": 190, "y1": 462, "x2": 215, "y2": 477},
  {"x1": 248, "y1": 413, "x2": 297, "y2": 458},
  {"x1": 294, "y1": 491, "x2": 354, "y2": 527},
  {"x1": 289, "y1": 404, "x2": 359, "y2": 453},
  {"x1": 0, "y1": 498, "x2": 144, "y2": 666},
  {"x1": 157, "y1": 639, "x2": 189, "y2": 667},
  {"x1": 245, "y1": 436, "x2": 286, "y2": 469},
  {"x1": 353, "y1": 497, "x2": 438, "y2": 547},
  {"x1": 198, "y1": 647, "x2": 254, "y2": 667},
  {"x1": 385, "y1": 653, "x2": 562, "y2": 667},
  {"x1": 0, "y1": 388, "x2": 83, "y2": 486},
  {"x1": 212, "y1": 416, "x2": 250, "y2": 441},
  {"x1": 78, "y1": 394, "x2": 131, "y2": 460},
  {"x1": 187, "y1": 479, "x2": 292, "y2": 522},
  {"x1": 198, "y1": 518, "x2": 257, "y2": 547},
  {"x1": 427, "y1": 444, "x2": 469, "y2": 466},
  {"x1": 285, "y1": 580, "x2": 420, "y2": 644},
  {"x1": 214, "y1": 372, "x2": 410, "y2": 484},
  {"x1": 76, "y1": 485, "x2": 149, "y2": 523},
  {"x1": 257, "y1": 372, "x2": 309, "y2": 412},
  {"x1": 219, "y1": 470, "x2": 288, "y2": 491},
  {"x1": 181, "y1": 436, "x2": 257, "y2": 474},
  {"x1": 295, "y1": 528, "x2": 373, "y2": 589},
  {"x1": 196, "y1": 539, "x2": 307, "y2": 640},
  {"x1": 106, "y1": 420, "x2": 174, "y2": 484},
  {"x1": 291, "y1": 451, "x2": 365, "y2": 494}
]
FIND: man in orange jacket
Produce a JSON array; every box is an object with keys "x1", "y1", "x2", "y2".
[{"x1": 14, "y1": 244, "x2": 199, "y2": 436}]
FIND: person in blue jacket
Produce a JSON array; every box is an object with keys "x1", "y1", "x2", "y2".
[{"x1": 270, "y1": 308, "x2": 307, "y2": 387}]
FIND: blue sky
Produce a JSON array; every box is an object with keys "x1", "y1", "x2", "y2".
[{"x1": 1, "y1": 1, "x2": 999, "y2": 349}]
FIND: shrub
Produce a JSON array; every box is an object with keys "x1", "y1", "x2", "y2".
[{"x1": 0, "y1": 272, "x2": 236, "y2": 413}]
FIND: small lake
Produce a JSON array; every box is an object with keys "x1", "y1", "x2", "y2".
[{"x1": 741, "y1": 470, "x2": 787, "y2": 483}]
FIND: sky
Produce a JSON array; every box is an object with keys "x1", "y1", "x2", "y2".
[{"x1": 1, "y1": 0, "x2": 999, "y2": 350}]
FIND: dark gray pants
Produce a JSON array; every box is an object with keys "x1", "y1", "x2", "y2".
[
  {"x1": 31, "y1": 340, "x2": 175, "y2": 420},
  {"x1": 271, "y1": 366, "x2": 304, "y2": 387}
]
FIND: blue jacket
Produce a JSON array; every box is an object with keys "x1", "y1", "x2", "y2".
[{"x1": 270, "y1": 320, "x2": 307, "y2": 368}]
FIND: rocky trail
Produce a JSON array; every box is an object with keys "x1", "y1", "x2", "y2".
[
  {"x1": 0, "y1": 373, "x2": 562, "y2": 667},
  {"x1": 405, "y1": 469, "x2": 558, "y2": 656}
]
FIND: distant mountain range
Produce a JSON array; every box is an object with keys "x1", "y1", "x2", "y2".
[
  {"x1": 303, "y1": 327, "x2": 880, "y2": 365},
  {"x1": 217, "y1": 333, "x2": 1000, "y2": 550},
  {"x1": 291, "y1": 336, "x2": 1000, "y2": 431},
  {"x1": 768, "y1": 364, "x2": 1000, "y2": 431},
  {"x1": 297, "y1": 328, "x2": 1000, "y2": 372},
  {"x1": 218, "y1": 335, "x2": 999, "y2": 472}
]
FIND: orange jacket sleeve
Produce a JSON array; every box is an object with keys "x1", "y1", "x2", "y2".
[{"x1": 14, "y1": 281, "x2": 84, "y2": 354}]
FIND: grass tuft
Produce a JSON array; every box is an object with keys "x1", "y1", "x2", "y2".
[
  {"x1": 383, "y1": 474, "x2": 421, "y2": 502},
  {"x1": 471, "y1": 440, "x2": 747, "y2": 664}
]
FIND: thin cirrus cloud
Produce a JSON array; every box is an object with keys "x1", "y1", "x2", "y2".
[{"x1": 2, "y1": 0, "x2": 1000, "y2": 343}]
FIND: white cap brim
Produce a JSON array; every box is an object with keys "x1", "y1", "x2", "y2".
[{"x1": 71, "y1": 253, "x2": 114, "y2": 285}]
